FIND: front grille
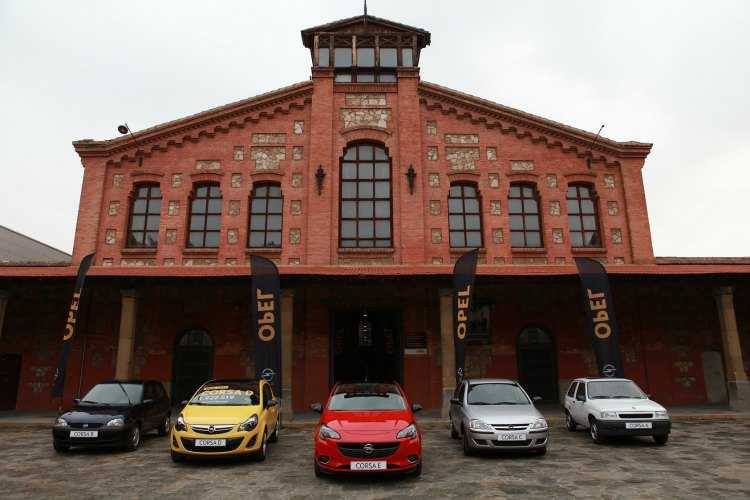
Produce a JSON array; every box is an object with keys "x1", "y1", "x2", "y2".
[
  {"x1": 69, "y1": 422, "x2": 103, "y2": 429},
  {"x1": 491, "y1": 439, "x2": 532, "y2": 447},
  {"x1": 190, "y1": 424, "x2": 235, "y2": 435},
  {"x1": 180, "y1": 437, "x2": 243, "y2": 452},
  {"x1": 618, "y1": 413, "x2": 653, "y2": 419},
  {"x1": 491, "y1": 424, "x2": 529, "y2": 431},
  {"x1": 337, "y1": 442, "x2": 400, "y2": 459}
]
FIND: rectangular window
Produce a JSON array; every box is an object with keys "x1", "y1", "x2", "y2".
[
  {"x1": 509, "y1": 183, "x2": 543, "y2": 248},
  {"x1": 127, "y1": 184, "x2": 161, "y2": 248},
  {"x1": 334, "y1": 47, "x2": 352, "y2": 67},
  {"x1": 318, "y1": 47, "x2": 330, "y2": 66},
  {"x1": 380, "y1": 48, "x2": 397, "y2": 67},
  {"x1": 401, "y1": 48, "x2": 413, "y2": 67},
  {"x1": 187, "y1": 184, "x2": 221, "y2": 248},
  {"x1": 334, "y1": 71, "x2": 352, "y2": 83},
  {"x1": 248, "y1": 184, "x2": 283, "y2": 248},
  {"x1": 448, "y1": 184, "x2": 483, "y2": 248},
  {"x1": 356, "y1": 47, "x2": 375, "y2": 67}
]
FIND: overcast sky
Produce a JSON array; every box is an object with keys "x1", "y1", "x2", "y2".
[{"x1": 1, "y1": 0, "x2": 749, "y2": 256}]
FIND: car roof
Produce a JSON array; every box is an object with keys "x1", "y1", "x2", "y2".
[
  {"x1": 464, "y1": 378, "x2": 518, "y2": 385},
  {"x1": 99, "y1": 380, "x2": 148, "y2": 385},
  {"x1": 573, "y1": 377, "x2": 633, "y2": 383},
  {"x1": 203, "y1": 378, "x2": 261, "y2": 385}
]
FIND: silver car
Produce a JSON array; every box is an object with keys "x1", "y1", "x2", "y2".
[{"x1": 449, "y1": 378, "x2": 549, "y2": 455}]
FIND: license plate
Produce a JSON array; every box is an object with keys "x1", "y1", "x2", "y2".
[
  {"x1": 69, "y1": 430, "x2": 98, "y2": 438},
  {"x1": 350, "y1": 461, "x2": 387, "y2": 471},
  {"x1": 195, "y1": 439, "x2": 226, "y2": 447},
  {"x1": 497, "y1": 431, "x2": 527, "y2": 441},
  {"x1": 626, "y1": 422, "x2": 652, "y2": 429}
]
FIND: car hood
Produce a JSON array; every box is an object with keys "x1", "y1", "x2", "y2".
[
  {"x1": 465, "y1": 404, "x2": 543, "y2": 425},
  {"x1": 324, "y1": 411, "x2": 413, "y2": 438},
  {"x1": 588, "y1": 398, "x2": 666, "y2": 413},
  {"x1": 182, "y1": 404, "x2": 260, "y2": 425},
  {"x1": 61, "y1": 405, "x2": 132, "y2": 423}
]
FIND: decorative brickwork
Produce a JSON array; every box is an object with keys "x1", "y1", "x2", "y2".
[
  {"x1": 493, "y1": 257, "x2": 506, "y2": 264},
  {"x1": 444, "y1": 134, "x2": 479, "y2": 144},
  {"x1": 490, "y1": 200, "x2": 502, "y2": 215},
  {"x1": 105, "y1": 229, "x2": 116, "y2": 245},
  {"x1": 233, "y1": 146, "x2": 244, "y2": 161},
  {"x1": 487, "y1": 147, "x2": 497, "y2": 160},
  {"x1": 552, "y1": 228, "x2": 564, "y2": 244},
  {"x1": 429, "y1": 200, "x2": 441, "y2": 216},
  {"x1": 426, "y1": 146, "x2": 438, "y2": 161},
  {"x1": 431, "y1": 256, "x2": 443, "y2": 264},
  {"x1": 231, "y1": 174, "x2": 242, "y2": 188},
  {"x1": 171, "y1": 174, "x2": 182, "y2": 188},
  {"x1": 168, "y1": 201, "x2": 179, "y2": 216},
  {"x1": 607, "y1": 201, "x2": 619, "y2": 216},
  {"x1": 547, "y1": 174, "x2": 557, "y2": 188},
  {"x1": 604, "y1": 174, "x2": 615, "y2": 189},
  {"x1": 344, "y1": 93, "x2": 386, "y2": 107},
  {"x1": 428, "y1": 173, "x2": 440, "y2": 187},
  {"x1": 293, "y1": 146, "x2": 303, "y2": 160},
  {"x1": 291, "y1": 173, "x2": 303, "y2": 188},
  {"x1": 431, "y1": 228, "x2": 442, "y2": 244},
  {"x1": 293, "y1": 120, "x2": 304, "y2": 135},
  {"x1": 511, "y1": 160, "x2": 534, "y2": 171},
  {"x1": 289, "y1": 228, "x2": 301, "y2": 245},
  {"x1": 252, "y1": 133, "x2": 286, "y2": 144},
  {"x1": 227, "y1": 229, "x2": 239, "y2": 244},
  {"x1": 446, "y1": 147, "x2": 479, "y2": 171},
  {"x1": 165, "y1": 229, "x2": 177, "y2": 244},
  {"x1": 341, "y1": 109, "x2": 391, "y2": 129},
  {"x1": 113, "y1": 173, "x2": 124, "y2": 188},
  {"x1": 612, "y1": 228, "x2": 623, "y2": 244},
  {"x1": 251, "y1": 147, "x2": 286, "y2": 170},
  {"x1": 121, "y1": 259, "x2": 156, "y2": 266},
  {"x1": 488, "y1": 173, "x2": 500, "y2": 188},
  {"x1": 426, "y1": 121, "x2": 437, "y2": 135},
  {"x1": 196, "y1": 160, "x2": 221, "y2": 171},
  {"x1": 288, "y1": 257, "x2": 301, "y2": 265},
  {"x1": 108, "y1": 201, "x2": 120, "y2": 216},
  {"x1": 492, "y1": 228, "x2": 504, "y2": 244},
  {"x1": 228, "y1": 200, "x2": 241, "y2": 216},
  {"x1": 555, "y1": 257, "x2": 566, "y2": 264},
  {"x1": 549, "y1": 200, "x2": 561, "y2": 216},
  {"x1": 291, "y1": 200, "x2": 302, "y2": 215}
]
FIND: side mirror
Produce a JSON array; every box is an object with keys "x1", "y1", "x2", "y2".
[
  {"x1": 411, "y1": 403, "x2": 423, "y2": 413},
  {"x1": 73, "y1": 398, "x2": 80, "y2": 405},
  {"x1": 532, "y1": 396, "x2": 542, "y2": 402},
  {"x1": 450, "y1": 398, "x2": 462, "y2": 406},
  {"x1": 311, "y1": 403, "x2": 323, "y2": 413},
  {"x1": 266, "y1": 399, "x2": 278, "y2": 408}
]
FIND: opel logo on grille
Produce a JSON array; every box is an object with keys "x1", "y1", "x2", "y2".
[
  {"x1": 82, "y1": 423, "x2": 88, "y2": 428},
  {"x1": 208, "y1": 425, "x2": 215, "y2": 434},
  {"x1": 363, "y1": 443, "x2": 374, "y2": 455}
]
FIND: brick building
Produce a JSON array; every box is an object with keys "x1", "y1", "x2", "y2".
[{"x1": 1, "y1": 14, "x2": 750, "y2": 415}]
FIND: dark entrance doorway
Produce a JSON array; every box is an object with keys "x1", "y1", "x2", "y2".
[
  {"x1": 517, "y1": 327, "x2": 558, "y2": 402},
  {"x1": 0, "y1": 354, "x2": 21, "y2": 410},
  {"x1": 331, "y1": 311, "x2": 402, "y2": 385},
  {"x1": 172, "y1": 330, "x2": 213, "y2": 404}
]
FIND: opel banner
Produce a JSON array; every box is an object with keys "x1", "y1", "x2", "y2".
[
  {"x1": 453, "y1": 249, "x2": 479, "y2": 386},
  {"x1": 251, "y1": 255, "x2": 282, "y2": 395}
]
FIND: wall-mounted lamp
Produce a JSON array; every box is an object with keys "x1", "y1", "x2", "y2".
[
  {"x1": 118, "y1": 122, "x2": 143, "y2": 166},
  {"x1": 315, "y1": 165, "x2": 326, "y2": 195},
  {"x1": 405, "y1": 164, "x2": 417, "y2": 194}
]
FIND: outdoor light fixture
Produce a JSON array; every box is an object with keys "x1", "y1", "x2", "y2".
[
  {"x1": 405, "y1": 164, "x2": 416, "y2": 194},
  {"x1": 315, "y1": 165, "x2": 326, "y2": 195},
  {"x1": 117, "y1": 122, "x2": 143, "y2": 166},
  {"x1": 358, "y1": 311, "x2": 373, "y2": 348}
]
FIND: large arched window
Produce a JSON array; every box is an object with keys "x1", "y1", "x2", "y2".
[
  {"x1": 566, "y1": 184, "x2": 601, "y2": 248},
  {"x1": 188, "y1": 183, "x2": 222, "y2": 248},
  {"x1": 340, "y1": 143, "x2": 392, "y2": 248},
  {"x1": 448, "y1": 183, "x2": 483, "y2": 248},
  {"x1": 126, "y1": 183, "x2": 161, "y2": 248},
  {"x1": 509, "y1": 183, "x2": 542, "y2": 248},
  {"x1": 248, "y1": 183, "x2": 282, "y2": 248}
]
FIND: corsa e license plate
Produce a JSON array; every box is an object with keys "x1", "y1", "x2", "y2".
[
  {"x1": 350, "y1": 461, "x2": 387, "y2": 471},
  {"x1": 69, "y1": 430, "x2": 98, "y2": 438},
  {"x1": 625, "y1": 422, "x2": 652, "y2": 429},
  {"x1": 497, "y1": 431, "x2": 527, "y2": 441},
  {"x1": 195, "y1": 439, "x2": 227, "y2": 447}
]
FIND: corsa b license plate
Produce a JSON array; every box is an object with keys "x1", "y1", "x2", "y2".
[
  {"x1": 350, "y1": 461, "x2": 387, "y2": 471},
  {"x1": 497, "y1": 431, "x2": 527, "y2": 441},
  {"x1": 195, "y1": 439, "x2": 226, "y2": 447},
  {"x1": 69, "y1": 430, "x2": 98, "y2": 438},
  {"x1": 625, "y1": 422, "x2": 652, "y2": 429}
]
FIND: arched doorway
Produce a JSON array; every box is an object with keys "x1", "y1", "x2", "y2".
[
  {"x1": 517, "y1": 326, "x2": 558, "y2": 403},
  {"x1": 172, "y1": 329, "x2": 213, "y2": 404}
]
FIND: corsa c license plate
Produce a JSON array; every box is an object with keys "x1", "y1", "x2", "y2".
[
  {"x1": 497, "y1": 431, "x2": 527, "y2": 441},
  {"x1": 350, "y1": 461, "x2": 387, "y2": 471},
  {"x1": 625, "y1": 422, "x2": 652, "y2": 429},
  {"x1": 69, "y1": 430, "x2": 98, "y2": 438},
  {"x1": 195, "y1": 439, "x2": 226, "y2": 447}
]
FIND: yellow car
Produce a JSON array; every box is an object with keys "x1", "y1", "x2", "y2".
[{"x1": 170, "y1": 378, "x2": 280, "y2": 462}]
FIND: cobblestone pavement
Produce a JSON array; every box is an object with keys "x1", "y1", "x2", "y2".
[{"x1": 1, "y1": 421, "x2": 749, "y2": 499}]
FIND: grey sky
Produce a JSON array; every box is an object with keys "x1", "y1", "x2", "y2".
[{"x1": 1, "y1": 0, "x2": 748, "y2": 256}]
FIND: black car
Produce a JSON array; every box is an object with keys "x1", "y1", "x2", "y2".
[{"x1": 52, "y1": 380, "x2": 170, "y2": 452}]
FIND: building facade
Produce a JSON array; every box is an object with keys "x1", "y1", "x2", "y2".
[{"x1": 1, "y1": 15, "x2": 750, "y2": 414}]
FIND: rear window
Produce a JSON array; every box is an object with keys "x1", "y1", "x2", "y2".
[
  {"x1": 328, "y1": 383, "x2": 406, "y2": 411},
  {"x1": 191, "y1": 381, "x2": 260, "y2": 406}
]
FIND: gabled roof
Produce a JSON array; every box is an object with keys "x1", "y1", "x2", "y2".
[
  {"x1": 0, "y1": 225, "x2": 71, "y2": 266},
  {"x1": 301, "y1": 14, "x2": 431, "y2": 47}
]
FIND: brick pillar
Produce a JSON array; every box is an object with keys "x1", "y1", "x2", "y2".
[
  {"x1": 281, "y1": 289, "x2": 294, "y2": 421},
  {"x1": 713, "y1": 286, "x2": 750, "y2": 411},
  {"x1": 0, "y1": 290, "x2": 8, "y2": 339},
  {"x1": 439, "y1": 288, "x2": 454, "y2": 418},
  {"x1": 115, "y1": 289, "x2": 138, "y2": 380}
]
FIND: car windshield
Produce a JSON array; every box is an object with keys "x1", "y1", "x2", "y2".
[
  {"x1": 81, "y1": 383, "x2": 142, "y2": 405},
  {"x1": 190, "y1": 381, "x2": 260, "y2": 406},
  {"x1": 328, "y1": 383, "x2": 406, "y2": 411},
  {"x1": 467, "y1": 383, "x2": 530, "y2": 405},
  {"x1": 587, "y1": 380, "x2": 646, "y2": 399}
]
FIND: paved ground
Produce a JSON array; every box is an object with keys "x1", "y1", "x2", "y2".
[{"x1": 1, "y1": 421, "x2": 749, "y2": 499}]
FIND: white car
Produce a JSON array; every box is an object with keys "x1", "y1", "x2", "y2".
[{"x1": 563, "y1": 378, "x2": 671, "y2": 445}]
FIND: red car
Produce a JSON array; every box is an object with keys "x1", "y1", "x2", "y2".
[{"x1": 311, "y1": 382, "x2": 422, "y2": 477}]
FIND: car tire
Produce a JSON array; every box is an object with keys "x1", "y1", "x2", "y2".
[
  {"x1": 588, "y1": 417, "x2": 605, "y2": 444},
  {"x1": 157, "y1": 415, "x2": 170, "y2": 437},
  {"x1": 450, "y1": 420, "x2": 459, "y2": 439},
  {"x1": 653, "y1": 434, "x2": 669, "y2": 446},
  {"x1": 170, "y1": 449, "x2": 184, "y2": 463},
  {"x1": 536, "y1": 446, "x2": 547, "y2": 456},
  {"x1": 254, "y1": 430, "x2": 268, "y2": 461},
  {"x1": 53, "y1": 442, "x2": 69, "y2": 453},
  {"x1": 125, "y1": 424, "x2": 141, "y2": 451},
  {"x1": 314, "y1": 461, "x2": 323, "y2": 478},
  {"x1": 269, "y1": 419, "x2": 279, "y2": 443},
  {"x1": 462, "y1": 429, "x2": 474, "y2": 456},
  {"x1": 409, "y1": 461, "x2": 422, "y2": 477},
  {"x1": 565, "y1": 411, "x2": 577, "y2": 432}
]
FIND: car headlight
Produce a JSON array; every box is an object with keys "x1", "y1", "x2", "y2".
[
  {"x1": 396, "y1": 423, "x2": 417, "y2": 439},
  {"x1": 106, "y1": 418, "x2": 125, "y2": 427},
  {"x1": 175, "y1": 414, "x2": 187, "y2": 432},
  {"x1": 655, "y1": 411, "x2": 669, "y2": 419},
  {"x1": 54, "y1": 417, "x2": 68, "y2": 428},
  {"x1": 319, "y1": 424, "x2": 341, "y2": 440},
  {"x1": 600, "y1": 411, "x2": 618, "y2": 419},
  {"x1": 239, "y1": 414, "x2": 258, "y2": 432},
  {"x1": 529, "y1": 418, "x2": 548, "y2": 430},
  {"x1": 468, "y1": 419, "x2": 494, "y2": 433}
]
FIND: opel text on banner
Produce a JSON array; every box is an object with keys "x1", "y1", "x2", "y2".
[
  {"x1": 453, "y1": 249, "x2": 479, "y2": 386},
  {"x1": 251, "y1": 255, "x2": 282, "y2": 395}
]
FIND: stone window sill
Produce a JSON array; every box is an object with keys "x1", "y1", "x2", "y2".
[
  {"x1": 449, "y1": 248, "x2": 486, "y2": 254},
  {"x1": 121, "y1": 247, "x2": 157, "y2": 255},
  {"x1": 338, "y1": 248, "x2": 395, "y2": 254},
  {"x1": 571, "y1": 247, "x2": 607, "y2": 254},
  {"x1": 511, "y1": 247, "x2": 547, "y2": 254},
  {"x1": 182, "y1": 248, "x2": 219, "y2": 256},
  {"x1": 246, "y1": 248, "x2": 282, "y2": 255}
]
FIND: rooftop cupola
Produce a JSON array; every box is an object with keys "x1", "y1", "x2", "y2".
[{"x1": 301, "y1": 14, "x2": 431, "y2": 83}]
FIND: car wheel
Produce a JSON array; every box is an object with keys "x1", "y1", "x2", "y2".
[
  {"x1": 157, "y1": 415, "x2": 170, "y2": 437},
  {"x1": 53, "y1": 442, "x2": 69, "y2": 453},
  {"x1": 314, "y1": 461, "x2": 323, "y2": 478},
  {"x1": 536, "y1": 446, "x2": 547, "y2": 456},
  {"x1": 269, "y1": 418, "x2": 279, "y2": 443},
  {"x1": 170, "y1": 449, "x2": 184, "y2": 463},
  {"x1": 653, "y1": 434, "x2": 669, "y2": 446},
  {"x1": 588, "y1": 417, "x2": 604, "y2": 444},
  {"x1": 255, "y1": 431, "x2": 268, "y2": 461},
  {"x1": 565, "y1": 411, "x2": 577, "y2": 432},
  {"x1": 462, "y1": 428, "x2": 474, "y2": 456},
  {"x1": 409, "y1": 461, "x2": 422, "y2": 477},
  {"x1": 450, "y1": 420, "x2": 459, "y2": 439},
  {"x1": 125, "y1": 424, "x2": 141, "y2": 451}
]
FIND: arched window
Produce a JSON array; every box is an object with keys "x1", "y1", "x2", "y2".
[
  {"x1": 126, "y1": 183, "x2": 161, "y2": 248},
  {"x1": 509, "y1": 183, "x2": 542, "y2": 248},
  {"x1": 567, "y1": 184, "x2": 601, "y2": 248},
  {"x1": 188, "y1": 183, "x2": 222, "y2": 248},
  {"x1": 248, "y1": 183, "x2": 282, "y2": 248},
  {"x1": 340, "y1": 143, "x2": 392, "y2": 248},
  {"x1": 448, "y1": 183, "x2": 483, "y2": 248}
]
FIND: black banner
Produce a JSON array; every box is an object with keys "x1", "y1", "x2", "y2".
[
  {"x1": 51, "y1": 253, "x2": 95, "y2": 399},
  {"x1": 251, "y1": 255, "x2": 282, "y2": 395},
  {"x1": 453, "y1": 249, "x2": 479, "y2": 386},
  {"x1": 574, "y1": 257, "x2": 623, "y2": 378}
]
